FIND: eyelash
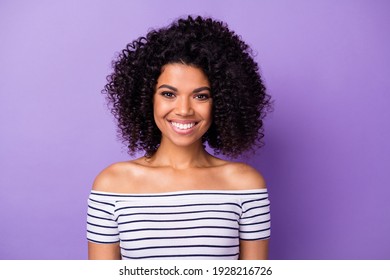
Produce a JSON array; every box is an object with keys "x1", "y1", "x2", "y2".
[
  {"x1": 161, "y1": 91, "x2": 175, "y2": 98},
  {"x1": 194, "y1": 94, "x2": 210, "y2": 100},
  {"x1": 160, "y1": 92, "x2": 210, "y2": 100}
]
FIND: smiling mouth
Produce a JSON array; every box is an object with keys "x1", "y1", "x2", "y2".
[{"x1": 170, "y1": 121, "x2": 198, "y2": 130}]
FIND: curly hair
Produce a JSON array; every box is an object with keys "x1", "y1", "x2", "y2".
[{"x1": 103, "y1": 15, "x2": 272, "y2": 158}]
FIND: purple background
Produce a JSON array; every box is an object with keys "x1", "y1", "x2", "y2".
[{"x1": 1, "y1": 0, "x2": 389, "y2": 260}]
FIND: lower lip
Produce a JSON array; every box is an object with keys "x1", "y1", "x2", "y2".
[{"x1": 169, "y1": 122, "x2": 197, "y2": 135}]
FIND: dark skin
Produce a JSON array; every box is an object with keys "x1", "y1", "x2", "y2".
[{"x1": 88, "y1": 64, "x2": 268, "y2": 260}]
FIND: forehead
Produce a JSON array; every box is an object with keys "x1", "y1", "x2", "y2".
[{"x1": 156, "y1": 63, "x2": 210, "y2": 87}]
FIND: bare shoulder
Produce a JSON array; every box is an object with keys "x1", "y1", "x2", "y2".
[
  {"x1": 92, "y1": 160, "x2": 140, "y2": 193},
  {"x1": 221, "y1": 162, "x2": 267, "y2": 190}
]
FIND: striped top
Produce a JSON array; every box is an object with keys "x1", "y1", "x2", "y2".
[{"x1": 87, "y1": 189, "x2": 271, "y2": 260}]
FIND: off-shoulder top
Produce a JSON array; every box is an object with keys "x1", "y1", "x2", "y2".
[{"x1": 87, "y1": 189, "x2": 271, "y2": 260}]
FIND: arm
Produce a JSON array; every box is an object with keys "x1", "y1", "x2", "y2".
[
  {"x1": 87, "y1": 163, "x2": 126, "y2": 260},
  {"x1": 239, "y1": 239, "x2": 269, "y2": 260},
  {"x1": 230, "y1": 163, "x2": 270, "y2": 260},
  {"x1": 88, "y1": 242, "x2": 121, "y2": 260}
]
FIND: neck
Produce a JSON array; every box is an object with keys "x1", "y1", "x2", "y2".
[{"x1": 148, "y1": 138, "x2": 211, "y2": 169}]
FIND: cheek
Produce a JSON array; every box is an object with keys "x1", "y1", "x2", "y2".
[
  {"x1": 204, "y1": 104, "x2": 213, "y2": 121},
  {"x1": 153, "y1": 99, "x2": 169, "y2": 118},
  {"x1": 152, "y1": 101, "x2": 163, "y2": 127},
  {"x1": 196, "y1": 104, "x2": 213, "y2": 129}
]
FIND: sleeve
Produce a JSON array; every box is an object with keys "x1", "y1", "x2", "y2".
[
  {"x1": 86, "y1": 193, "x2": 120, "y2": 244},
  {"x1": 239, "y1": 191, "x2": 271, "y2": 240}
]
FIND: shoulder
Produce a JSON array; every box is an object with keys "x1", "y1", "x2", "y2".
[
  {"x1": 221, "y1": 162, "x2": 267, "y2": 191},
  {"x1": 92, "y1": 160, "x2": 142, "y2": 193}
]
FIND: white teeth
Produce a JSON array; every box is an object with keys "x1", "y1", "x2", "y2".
[{"x1": 171, "y1": 122, "x2": 196, "y2": 130}]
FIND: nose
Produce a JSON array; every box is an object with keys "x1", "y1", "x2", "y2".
[{"x1": 175, "y1": 97, "x2": 194, "y2": 116}]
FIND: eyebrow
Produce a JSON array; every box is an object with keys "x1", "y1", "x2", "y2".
[{"x1": 158, "y1": 84, "x2": 211, "y2": 93}]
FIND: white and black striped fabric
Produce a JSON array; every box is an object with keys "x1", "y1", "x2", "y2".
[{"x1": 87, "y1": 189, "x2": 271, "y2": 260}]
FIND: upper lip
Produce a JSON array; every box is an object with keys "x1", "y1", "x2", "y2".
[{"x1": 168, "y1": 119, "x2": 198, "y2": 124}]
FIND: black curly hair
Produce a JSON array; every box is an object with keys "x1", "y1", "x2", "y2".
[{"x1": 103, "y1": 15, "x2": 272, "y2": 158}]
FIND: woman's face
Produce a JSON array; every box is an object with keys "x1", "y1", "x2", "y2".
[{"x1": 153, "y1": 63, "x2": 212, "y2": 148}]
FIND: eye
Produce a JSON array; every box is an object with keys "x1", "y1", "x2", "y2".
[
  {"x1": 161, "y1": 91, "x2": 176, "y2": 99},
  {"x1": 194, "y1": 94, "x2": 210, "y2": 100}
]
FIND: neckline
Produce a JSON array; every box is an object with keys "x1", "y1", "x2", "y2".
[{"x1": 90, "y1": 188, "x2": 267, "y2": 196}]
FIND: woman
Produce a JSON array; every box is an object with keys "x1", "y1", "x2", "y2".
[{"x1": 87, "y1": 15, "x2": 272, "y2": 260}]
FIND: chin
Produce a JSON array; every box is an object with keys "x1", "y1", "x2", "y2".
[{"x1": 167, "y1": 138, "x2": 203, "y2": 148}]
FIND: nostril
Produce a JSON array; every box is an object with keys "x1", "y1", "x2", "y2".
[{"x1": 175, "y1": 106, "x2": 194, "y2": 116}]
